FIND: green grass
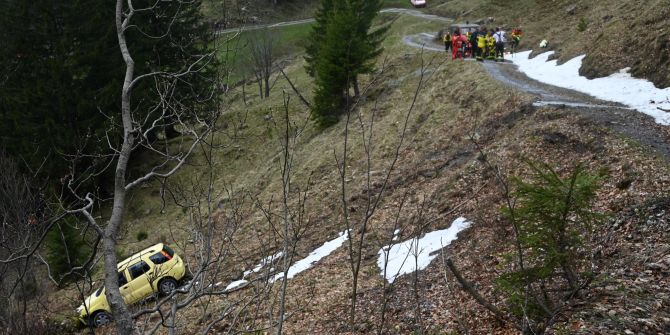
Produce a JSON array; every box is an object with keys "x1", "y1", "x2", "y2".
[{"x1": 217, "y1": 22, "x2": 314, "y2": 85}]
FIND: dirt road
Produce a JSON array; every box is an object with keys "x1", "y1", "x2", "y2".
[
  {"x1": 216, "y1": 8, "x2": 451, "y2": 35},
  {"x1": 402, "y1": 31, "x2": 670, "y2": 161}
]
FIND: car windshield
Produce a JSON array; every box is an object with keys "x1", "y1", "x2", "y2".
[{"x1": 95, "y1": 287, "x2": 103, "y2": 297}]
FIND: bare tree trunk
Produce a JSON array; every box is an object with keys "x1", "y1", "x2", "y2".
[
  {"x1": 168, "y1": 299, "x2": 177, "y2": 335},
  {"x1": 275, "y1": 103, "x2": 291, "y2": 335},
  {"x1": 264, "y1": 74, "x2": 270, "y2": 98},
  {"x1": 102, "y1": 1, "x2": 139, "y2": 334},
  {"x1": 256, "y1": 77, "x2": 264, "y2": 99}
]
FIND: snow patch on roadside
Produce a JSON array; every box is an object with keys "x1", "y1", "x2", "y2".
[
  {"x1": 377, "y1": 217, "x2": 472, "y2": 283},
  {"x1": 512, "y1": 51, "x2": 670, "y2": 125}
]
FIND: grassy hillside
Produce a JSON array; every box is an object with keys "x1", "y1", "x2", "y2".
[{"x1": 40, "y1": 2, "x2": 669, "y2": 335}]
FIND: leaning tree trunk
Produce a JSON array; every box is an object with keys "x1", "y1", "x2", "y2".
[{"x1": 101, "y1": 1, "x2": 138, "y2": 334}]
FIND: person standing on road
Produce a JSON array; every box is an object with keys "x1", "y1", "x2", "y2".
[
  {"x1": 511, "y1": 28, "x2": 523, "y2": 54},
  {"x1": 486, "y1": 30, "x2": 496, "y2": 60},
  {"x1": 494, "y1": 27, "x2": 506, "y2": 61},
  {"x1": 476, "y1": 27, "x2": 487, "y2": 61},
  {"x1": 443, "y1": 31, "x2": 452, "y2": 53},
  {"x1": 469, "y1": 28, "x2": 479, "y2": 59},
  {"x1": 451, "y1": 29, "x2": 470, "y2": 60}
]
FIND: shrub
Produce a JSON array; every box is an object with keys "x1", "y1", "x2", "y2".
[
  {"x1": 497, "y1": 162, "x2": 602, "y2": 333},
  {"x1": 577, "y1": 17, "x2": 588, "y2": 32},
  {"x1": 136, "y1": 230, "x2": 149, "y2": 241}
]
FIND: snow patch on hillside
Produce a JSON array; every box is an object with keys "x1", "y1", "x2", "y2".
[
  {"x1": 377, "y1": 217, "x2": 471, "y2": 283},
  {"x1": 512, "y1": 51, "x2": 670, "y2": 125},
  {"x1": 272, "y1": 230, "x2": 349, "y2": 281}
]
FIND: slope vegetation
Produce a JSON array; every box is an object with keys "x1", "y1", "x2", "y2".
[{"x1": 44, "y1": 3, "x2": 669, "y2": 335}]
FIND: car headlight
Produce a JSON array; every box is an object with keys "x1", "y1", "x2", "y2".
[{"x1": 76, "y1": 305, "x2": 84, "y2": 314}]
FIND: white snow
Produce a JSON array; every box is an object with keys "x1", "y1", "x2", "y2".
[
  {"x1": 225, "y1": 279, "x2": 248, "y2": 291},
  {"x1": 512, "y1": 51, "x2": 670, "y2": 125},
  {"x1": 392, "y1": 229, "x2": 401, "y2": 241},
  {"x1": 272, "y1": 230, "x2": 349, "y2": 281},
  {"x1": 377, "y1": 217, "x2": 472, "y2": 283},
  {"x1": 244, "y1": 251, "x2": 284, "y2": 277},
  {"x1": 218, "y1": 232, "x2": 348, "y2": 291}
]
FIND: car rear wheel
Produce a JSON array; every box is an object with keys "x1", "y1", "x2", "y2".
[
  {"x1": 91, "y1": 311, "x2": 112, "y2": 327},
  {"x1": 158, "y1": 277, "x2": 178, "y2": 295}
]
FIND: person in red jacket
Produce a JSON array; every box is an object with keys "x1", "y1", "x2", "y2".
[
  {"x1": 451, "y1": 29, "x2": 461, "y2": 60},
  {"x1": 451, "y1": 29, "x2": 469, "y2": 60}
]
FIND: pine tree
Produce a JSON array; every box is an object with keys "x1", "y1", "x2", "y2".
[
  {"x1": 0, "y1": 0, "x2": 122, "y2": 178},
  {"x1": 497, "y1": 162, "x2": 602, "y2": 330},
  {"x1": 304, "y1": 0, "x2": 334, "y2": 77},
  {"x1": 129, "y1": 0, "x2": 218, "y2": 139},
  {"x1": 0, "y1": 0, "x2": 217, "y2": 181},
  {"x1": 45, "y1": 219, "x2": 93, "y2": 285},
  {"x1": 305, "y1": 0, "x2": 387, "y2": 127}
]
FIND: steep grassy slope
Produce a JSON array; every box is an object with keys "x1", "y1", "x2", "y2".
[
  {"x1": 431, "y1": 0, "x2": 670, "y2": 88},
  {"x1": 134, "y1": 11, "x2": 667, "y2": 335},
  {"x1": 41, "y1": 3, "x2": 669, "y2": 335}
]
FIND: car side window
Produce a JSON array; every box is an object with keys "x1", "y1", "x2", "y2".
[
  {"x1": 118, "y1": 271, "x2": 128, "y2": 286},
  {"x1": 128, "y1": 261, "x2": 151, "y2": 280}
]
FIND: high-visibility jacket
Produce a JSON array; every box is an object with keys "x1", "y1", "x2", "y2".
[
  {"x1": 486, "y1": 35, "x2": 495, "y2": 48},
  {"x1": 477, "y1": 34, "x2": 487, "y2": 49}
]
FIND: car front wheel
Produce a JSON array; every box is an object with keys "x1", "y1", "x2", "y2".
[
  {"x1": 91, "y1": 311, "x2": 112, "y2": 327},
  {"x1": 158, "y1": 277, "x2": 178, "y2": 295}
]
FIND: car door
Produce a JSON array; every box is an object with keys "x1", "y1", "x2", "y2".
[
  {"x1": 126, "y1": 260, "x2": 153, "y2": 304},
  {"x1": 118, "y1": 270, "x2": 132, "y2": 303}
]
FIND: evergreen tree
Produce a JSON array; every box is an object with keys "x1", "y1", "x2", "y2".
[
  {"x1": 304, "y1": 0, "x2": 387, "y2": 127},
  {"x1": 304, "y1": 0, "x2": 334, "y2": 77},
  {"x1": 0, "y1": 0, "x2": 123, "y2": 179},
  {"x1": 0, "y1": 0, "x2": 217, "y2": 182},
  {"x1": 129, "y1": 0, "x2": 218, "y2": 139},
  {"x1": 45, "y1": 218, "x2": 93, "y2": 285},
  {"x1": 497, "y1": 162, "x2": 602, "y2": 330}
]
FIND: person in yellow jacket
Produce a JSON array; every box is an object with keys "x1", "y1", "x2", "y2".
[
  {"x1": 476, "y1": 28, "x2": 487, "y2": 61},
  {"x1": 443, "y1": 31, "x2": 452, "y2": 53},
  {"x1": 486, "y1": 30, "x2": 496, "y2": 60}
]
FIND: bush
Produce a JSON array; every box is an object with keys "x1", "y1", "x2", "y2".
[
  {"x1": 497, "y1": 162, "x2": 602, "y2": 333},
  {"x1": 136, "y1": 230, "x2": 149, "y2": 241},
  {"x1": 577, "y1": 17, "x2": 588, "y2": 32}
]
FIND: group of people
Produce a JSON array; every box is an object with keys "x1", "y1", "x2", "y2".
[{"x1": 443, "y1": 27, "x2": 523, "y2": 61}]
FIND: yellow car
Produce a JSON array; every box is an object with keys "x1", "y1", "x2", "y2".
[{"x1": 77, "y1": 243, "x2": 186, "y2": 327}]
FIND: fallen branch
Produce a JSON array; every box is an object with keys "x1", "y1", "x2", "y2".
[
  {"x1": 657, "y1": 106, "x2": 670, "y2": 113},
  {"x1": 445, "y1": 258, "x2": 515, "y2": 328},
  {"x1": 278, "y1": 66, "x2": 311, "y2": 109}
]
